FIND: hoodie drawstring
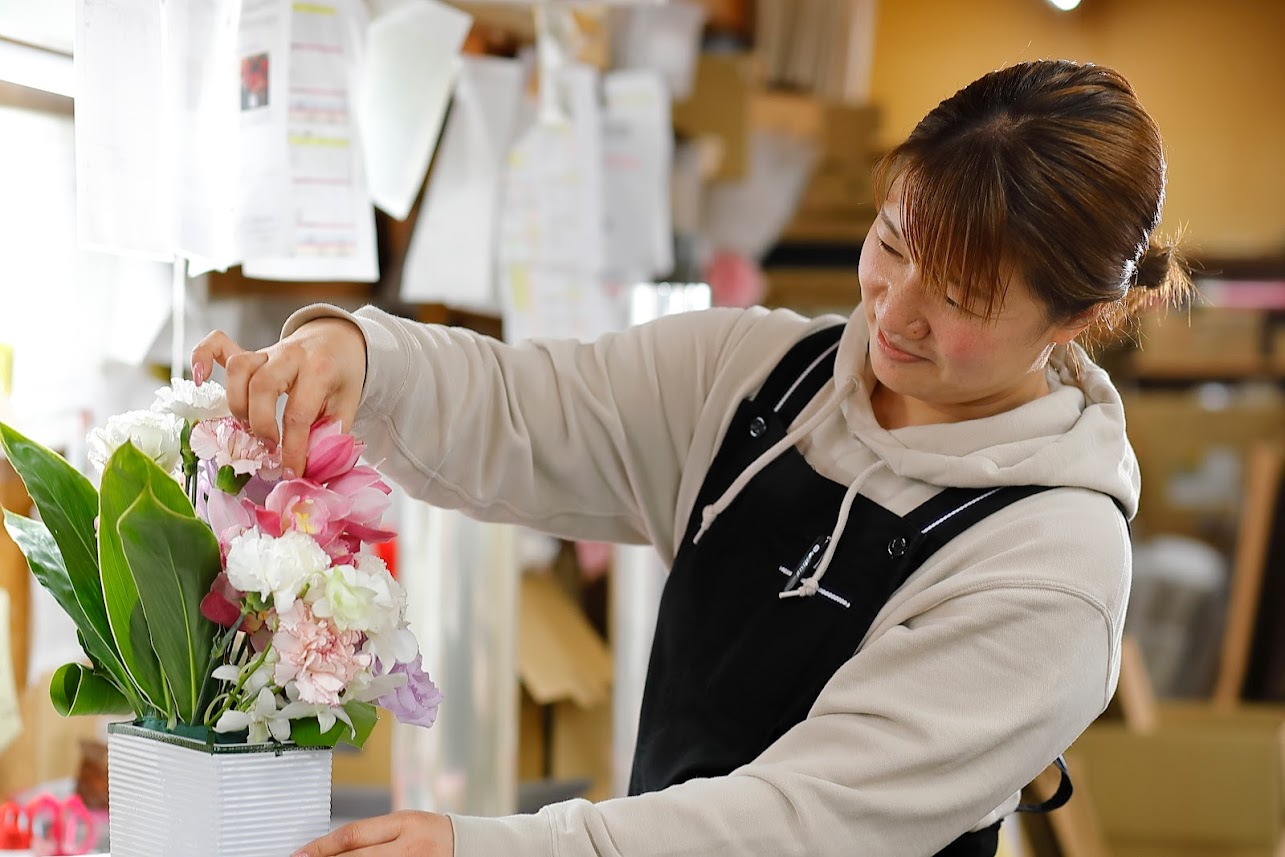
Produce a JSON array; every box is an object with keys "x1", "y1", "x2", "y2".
[
  {"x1": 692, "y1": 376, "x2": 859, "y2": 547},
  {"x1": 779, "y1": 459, "x2": 885, "y2": 600}
]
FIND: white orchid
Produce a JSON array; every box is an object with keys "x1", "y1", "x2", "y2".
[
  {"x1": 279, "y1": 681, "x2": 353, "y2": 736},
  {"x1": 213, "y1": 686, "x2": 292, "y2": 744},
  {"x1": 224, "y1": 529, "x2": 330, "y2": 611},
  {"x1": 86, "y1": 409, "x2": 184, "y2": 474},
  {"x1": 151, "y1": 378, "x2": 231, "y2": 422}
]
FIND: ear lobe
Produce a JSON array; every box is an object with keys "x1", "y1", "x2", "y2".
[{"x1": 1051, "y1": 306, "x2": 1101, "y2": 346}]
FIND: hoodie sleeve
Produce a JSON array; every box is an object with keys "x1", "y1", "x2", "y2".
[
  {"x1": 280, "y1": 304, "x2": 816, "y2": 558},
  {"x1": 447, "y1": 510, "x2": 1126, "y2": 857}
]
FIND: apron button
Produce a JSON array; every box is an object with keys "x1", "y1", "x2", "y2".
[
  {"x1": 748, "y1": 416, "x2": 767, "y2": 438},
  {"x1": 887, "y1": 537, "x2": 908, "y2": 557}
]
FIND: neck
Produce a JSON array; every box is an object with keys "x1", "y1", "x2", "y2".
[{"x1": 871, "y1": 372, "x2": 1052, "y2": 430}]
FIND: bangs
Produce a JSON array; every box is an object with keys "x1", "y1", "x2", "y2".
[{"x1": 874, "y1": 145, "x2": 1013, "y2": 320}]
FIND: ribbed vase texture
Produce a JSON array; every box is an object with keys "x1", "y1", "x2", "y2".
[{"x1": 107, "y1": 726, "x2": 332, "y2": 857}]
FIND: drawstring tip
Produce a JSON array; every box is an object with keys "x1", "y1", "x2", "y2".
[
  {"x1": 779, "y1": 579, "x2": 819, "y2": 600},
  {"x1": 778, "y1": 589, "x2": 803, "y2": 600},
  {"x1": 692, "y1": 506, "x2": 717, "y2": 544}
]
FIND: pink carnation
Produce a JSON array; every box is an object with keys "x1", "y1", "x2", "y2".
[
  {"x1": 190, "y1": 417, "x2": 282, "y2": 480},
  {"x1": 272, "y1": 601, "x2": 370, "y2": 707}
]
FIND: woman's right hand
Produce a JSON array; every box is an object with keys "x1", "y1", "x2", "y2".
[{"x1": 190, "y1": 317, "x2": 367, "y2": 479}]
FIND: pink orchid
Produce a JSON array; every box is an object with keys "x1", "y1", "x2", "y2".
[
  {"x1": 191, "y1": 417, "x2": 282, "y2": 481},
  {"x1": 272, "y1": 601, "x2": 370, "y2": 707},
  {"x1": 261, "y1": 479, "x2": 353, "y2": 548},
  {"x1": 327, "y1": 465, "x2": 396, "y2": 545},
  {"x1": 304, "y1": 419, "x2": 363, "y2": 483}
]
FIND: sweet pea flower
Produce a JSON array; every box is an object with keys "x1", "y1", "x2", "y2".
[
  {"x1": 206, "y1": 488, "x2": 256, "y2": 555},
  {"x1": 272, "y1": 600, "x2": 370, "y2": 707},
  {"x1": 86, "y1": 409, "x2": 184, "y2": 474},
  {"x1": 190, "y1": 417, "x2": 282, "y2": 482},
  {"x1": 200, "y1": 572, "x2": 244, "y2": 627},
  {"x1": 224, "y1": 529, "x2": 330, "y2": 612},
  {"x1": 151, "y1": 378, "x2": 231, "y2": 422},
  {"x1": 375, "y1": 654, "x2": 443, "y2": 729}
]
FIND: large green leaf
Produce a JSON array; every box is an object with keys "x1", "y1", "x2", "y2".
[
  {"x1": 2, "y1": 511, "x2": 139, "y2": 710},
  {"x1": 290, "y1": 701, "x2": 378, "y2": 749},
  {"x1": 116, "y1": 482, "x2": 221, "y2": 725},
  {"x1": 98, "y1": 443, "x2": 187, "y2": 712},
  {"x1": 49, "y1": 661, "x2": 134, "y2": 716}
]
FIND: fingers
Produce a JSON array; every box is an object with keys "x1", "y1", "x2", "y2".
[
  {"x1": 191, "y1": 330, "x2": 249, "y2": 386},
  {"x1": 279, "y1": 378, "x2": 330, "y2": 479},
  {"x1": 292, "y1": 814, "x2": 402, "y2": 857}
]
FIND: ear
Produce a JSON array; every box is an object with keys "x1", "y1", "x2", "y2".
[{"x1": 1049, "y1": 305, "x2": 1101, "y2": 346}]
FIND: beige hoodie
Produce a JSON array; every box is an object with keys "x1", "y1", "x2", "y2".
[{"x1": 284, "y1": 303, "x2": 1136, "y2": 857}]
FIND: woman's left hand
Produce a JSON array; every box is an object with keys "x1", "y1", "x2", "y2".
[{"x1": 292, "y1": 811, "x2": 454, "y2": 857}]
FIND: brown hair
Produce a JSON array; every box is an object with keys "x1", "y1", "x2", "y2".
[{"x1": 873, "y1": 59, "x2": 1191, "y2": 339}]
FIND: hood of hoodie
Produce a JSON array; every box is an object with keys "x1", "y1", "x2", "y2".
[{"x1": 833, "y1": 312, "x2": 1141, "y2": 518}]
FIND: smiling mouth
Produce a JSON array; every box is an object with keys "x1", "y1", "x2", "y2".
[{"x1": 875, "y1": 329, "x2": 927, "y2": 363}]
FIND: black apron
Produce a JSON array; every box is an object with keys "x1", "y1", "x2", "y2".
[{"x1": 629, "y1": 325, "x2": 1068, "y2": 856}]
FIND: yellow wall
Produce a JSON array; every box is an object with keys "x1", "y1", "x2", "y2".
[{"x1": 869, "y1": 0, "x2": 1285, "y2": 258}]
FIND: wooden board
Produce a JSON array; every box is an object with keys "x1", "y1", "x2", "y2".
[{"x1": 1213, "y1": 443, "x2": 1284, "y2": 706}]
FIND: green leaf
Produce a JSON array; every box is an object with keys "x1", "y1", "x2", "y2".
[
  {"x1": 340, "y1": 701, "x2": 378, "y2": 749},
  {"x1": 98, "y1": 443, "x2": 174, "y2": 712},
  {"x1": 2, "y1": 511, "x2": 139, "y2": 710},
  {"x1": 116, "y1": 480, "x2": 222, "y2": 725},
  {"x1": 214, "y1": 464, "x2": 252, "y2": 495},
  {"x1": 289, "y1": 703, "x2": 378, "y2": 749},
  {"x1": 289, "y1": 716, "x2": 346, "y2": 748},
  {"x1": 0, "y1": 423, "x2": 129, "y2": 696},
  {"x1": 49, "y1": 662, "x2": 134, "y2": 716}
]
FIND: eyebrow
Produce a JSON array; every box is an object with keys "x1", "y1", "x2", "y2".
[{"x1": 879, "y1": 209, "x2": 902, "y2": 240}]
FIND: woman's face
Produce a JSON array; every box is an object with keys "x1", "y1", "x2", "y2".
[{"x1": 858, "y1": 187, "x2": 1089, "y2": 424}]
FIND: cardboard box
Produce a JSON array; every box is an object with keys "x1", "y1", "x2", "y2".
[
  {"x1": 517, "y1": 573, "x2": 614, "y2": 802},
  {"x1": 748, "y1": 92, "x2": 880, "y2": 166},
  {"x1": 672, "y1": 53, "x2": 755, "y2": 180},
  {"x1": 332, "y1": 573, "x2": 614, "y2": 802},
  {"x1": 1072, "y1": 703, "x2": 1285, "y2": 856},
  {"x1": 1121, "y1": 390, "x2": 1285, "y2": 543},
  {"x1": 1133, "y1": 307, "x2": 1269, "y2": 378}
]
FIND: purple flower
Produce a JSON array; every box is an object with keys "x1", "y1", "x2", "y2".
[{"x1": 376, "y1": 654, "x2": 443, "y2": 728}]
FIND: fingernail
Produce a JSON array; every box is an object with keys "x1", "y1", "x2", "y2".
[
  {"x1": 193, "y1": 364, "x2": 205, "y2": 385},
  {"x1": 283, "y1": 467, "x2": 297, "y2": 480}
]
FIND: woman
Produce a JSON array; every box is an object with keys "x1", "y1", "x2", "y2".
[{"x1": 195, "y1": 60, "x2": 1188, "y2": 856}]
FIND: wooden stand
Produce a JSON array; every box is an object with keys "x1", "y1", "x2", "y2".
[{"x1": 0, "y1": 458, "x2": 31, "y2": 692}]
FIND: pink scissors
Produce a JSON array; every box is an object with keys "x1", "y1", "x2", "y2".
[{"x1": 0, "y1": 793, "x2": 97, "y2": 856}]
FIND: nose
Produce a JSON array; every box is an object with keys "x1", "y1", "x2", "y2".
[{"x1": 876, "y1": 277, "x2": 930, "y2": 340}]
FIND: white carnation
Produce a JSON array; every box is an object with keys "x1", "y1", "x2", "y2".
[
  {"x1": 151, "y1": 378, "x2": 231, "y2": 422},
  {"x1": 225, "y1": 529, "x2": 330, "y2": 611},
  {"x1": 86, "y1": 409, "x2": 184, "y2": 474}
]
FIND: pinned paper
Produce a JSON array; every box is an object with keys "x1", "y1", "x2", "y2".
[
  {"x1": 74, "y1": 0, "x2": 172, "y2": 259},
  {"x1": 243, "y1": 0, "x2": 379, "y2": 282},
  {"x1": 610, "y1": 2, "x2": 706, "y2": 101},
  {"x1": 500, "y1": 66, "x2": 625, "y2": 343},
  {"x1": 400, "y1": 55, "x2": 526, "y2": 310},
  {"x1": 360, "y1": 0, "x2": 472, "y2": 221},
  {"x1": 602, "y1": 70, "x2": 673, "y2": 280}
]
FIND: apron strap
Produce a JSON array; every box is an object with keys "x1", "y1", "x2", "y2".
[
  {"x1": 1016, "y1": 755, "x2": 1074, "y2": 813},
  {"x1": 752, "y1": 324, "x2": 844, "y2": 425}
]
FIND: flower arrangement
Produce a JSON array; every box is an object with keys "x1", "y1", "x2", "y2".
[{"x1": 0, "y1": 379, "x2": 441, "y2": 749}]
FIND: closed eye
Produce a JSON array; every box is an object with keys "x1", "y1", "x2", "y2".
[{"x1": 877, "y1": 238, "x2": 903, "y2": 259}]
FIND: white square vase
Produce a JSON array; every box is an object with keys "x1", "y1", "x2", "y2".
[{"x1": 107, "y1": 722, "x2": 332, "y2": 857}]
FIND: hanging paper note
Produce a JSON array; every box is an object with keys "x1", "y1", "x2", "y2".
[
  {"x1": 400, "y1": 55, "x2": 526, "y2": 310},
  {"x1": 360, "y1": 0, "x2": 472, "y2": 221},
  {"x1": 243, "y1": 0, "x2": 379, "y2": 282}
]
